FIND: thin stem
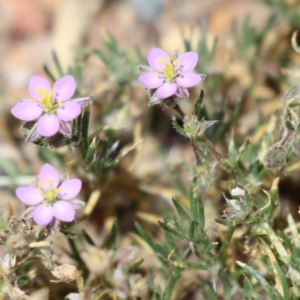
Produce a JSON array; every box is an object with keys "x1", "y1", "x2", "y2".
[
  {"x1": 161, "y1": 98, "x2": 185, "y2": 119},
  {"x1": 162, "y1": 100, "x2": 202, "y2": 166},
  {"x1": 172, "y1": 102, "x2": 185, "y2": 119},
  {"x1": 202, "y1": 136, "x2": 223, "y2": 161},
  {"x1": 219, "y1": 226, "x2": 235, "y2": 264},
  {"x1": 191, "y1": 142, "x2": 202, "y2": 165},
  {"x1": 194, "y1": 137, "x2": 231, "y2": 172},
  {"x1": 162, "y1": 269, "x2": 181, "y2": 300}
]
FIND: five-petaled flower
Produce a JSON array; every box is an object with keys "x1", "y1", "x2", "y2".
[
  {"x1": 15, "y1": 164, "x2": 84, "y2": 226},
  {"x1": 138, "y1": 48, "x2": 204, "y2": 105},
  {"x1": 11, "y1": 75, "x2": 90, "y2": 140}
]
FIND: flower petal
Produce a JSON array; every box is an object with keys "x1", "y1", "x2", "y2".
[
  {"x1": 28, "y1": 75, "x2": 51, "y2": 100},
  {"x1": 57, "y1": 101, "x2": 81, "y2": 121},
  {"x1": 38, "y1": 163, "x2": 59, "y2": 189},
  {"x1": 138, "y1": 72, "x2": 164, "y2": 89},
  {"x1": 176, "y1": 73, "x2": 203, "y2": 88},
  {"x1": 59, "y1": 120, "x2": 72, "y2": 136},
  {"x1": 53, "y1": 201, "x2": 75, "y2": 222},
  {"x1": 16, "y1": 186, "x2": 44, "y2": 205},
  {"x1": 148, "y1": 48, "x2": 169, "y2": 72},
  {"x1": 37, "y1": 114, "x2": 60, "y2": 137},
  {"x1": 11, "y1": 100, "x2": 43, "y2": 121},
  {"x1": 175, "y1": 52, "x2": 198, "y2": 73},
  {"x1": 58, "y1": 179, "x2": 82, "y2": 200},
  {"x1": 33, "y1": 204, "x2": 54, "y2": 225},
  {"x1": 53, "y1": 75, "x2": 76, "y2": 101},
  {"x1": 156, "y1": 82, "x2": 177, "y2": 99}
]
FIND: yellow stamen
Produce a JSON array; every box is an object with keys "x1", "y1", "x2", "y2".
[
  {"x1": 36, "y1": 88, "x2": 54, "y2": 112},
  {"x1": 172, "y1": 59, "x2": 179, "y2": 66},
  {"x1": 46, "y1": 179, "x2": 53, "y2": 185},
  {"x1": 36, "y1": 87, "x2": 48, "y2": 96},
  {"x1": 163, "y1": 65, "x2": 175, "y2": 81},
  {"x1": 159, "y1": 57, "x2": 167, "y2": 64},
  {"x1": 44, "y1": 188, "x2": 58, "y2": 201}
]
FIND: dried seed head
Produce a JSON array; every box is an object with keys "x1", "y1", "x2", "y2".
[
  {"x1": 0, "y1": 253, "x2": 16, "y2": 274},
  {"x1": 51, "y1": 264, "x2": 80, "y2": 283},
  {"x1": 6, "y1": 233, "x2": 30, "y2": 257},
  {"x1": 129, "y1": 274, "x2": 148, "y2": 298},
  {"x1": 81, "y1": 246, "x2": 111, "y2": 276},
  {"x1": 0, "y1": 230, "x2": 9, "y2": 243},
  {"x1": 263, "y1": 144, "x2": 288, "y2": 169},
  {"x1": 8, "y1": 216, "x2": 21, "y2": 231}
]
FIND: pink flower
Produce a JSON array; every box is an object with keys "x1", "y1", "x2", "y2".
[
  {"x1": 11, "y1": 75, "x2": 90, "y2": 140},
  {"x1": 15, "y1": 164, "x2": 84, "y2": 226},
  {"x1": 138, "y1": 48, "x2": 204, "y2": 104}
]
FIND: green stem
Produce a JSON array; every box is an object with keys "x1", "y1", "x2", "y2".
[
  {"x1": 163, "y1": 269, "x2": 181, "y2": 300},
  {"x1": 219, "y1": 226, "x2": 235, "y2": 264},
  {"x1": 202, "y1": 137, "x2": 223, "y2": 161},
  {"x1": 191, "y1": 142, "x2": 202, "y2": 165},
  {"x1": 68, "y1": 238, "x2": 89, "y2": 279},
  {"x1": 194, "y1": 138, "x2": 231, "y2": 172}
]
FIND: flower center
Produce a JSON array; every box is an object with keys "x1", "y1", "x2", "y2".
[
  {"x1": 160, "y1": 57, "x2": 180, "y2": 82},
  {"x1": 37, "y1": 88, "x2": 61, "y2": 113},
  {"x1": 44, "y1": 188, "x2": 58, "y2": 205},
  {"x1": 163, "y1": 65, "x2": 175, "y2": 82}
]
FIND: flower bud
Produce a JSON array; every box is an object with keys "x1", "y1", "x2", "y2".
[
  {"x1": 220, "y1": 192, "x2": 252, "y2": 225},
  {"x1": 183, "y1": 116, "x2": 219, "y2": 140},
  {"x1": 51, "y1": 264, "x2": 79, "y2": 283},
  {"x1": 263, "y1": 144, "x2": 288, "y2": 169},
  {"x1": 183, "y1": 115, "x2": 200, "y2": 139}
]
